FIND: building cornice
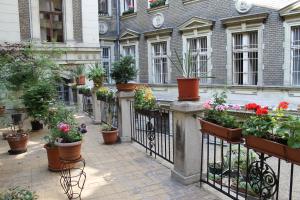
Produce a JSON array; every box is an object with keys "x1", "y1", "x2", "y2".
[{"x1": 221, "y1": 13, "x2": 269, "y2": 27}]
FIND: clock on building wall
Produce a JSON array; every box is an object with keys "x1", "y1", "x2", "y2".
[
  {"x1": 152, "y1": 13, "x2": 164, "y2": 29},
  {"x1": 99, "y1": 21, "x2": 108, "y2": 34},
  {"x1": 235, "y1": 0, "x2": 252, "y2": 14}
]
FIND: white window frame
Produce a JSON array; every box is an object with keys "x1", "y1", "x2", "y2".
[
  {"x1": 226, "y1": 23, "x2": 264, "y2": 86},
  {"x1": 120, "y1": 0, "x2": 137, "y2": 15},
  {"x1": 182, "y1": 30, "x2": 213, "y2": 84},
  {"x1": 148, "y1": 0, "x2": 168, "y2": 8},
  {"x1": 120, "y1": 40, "x2": 139, "y2": 82},
  {"x1": 283, "y1": 19, "x2": 300, "y2": 86},
  {"x1": 100, "y1": 41, "x2": 115, "y2": 83},
  {"x1": 147, "y1": 36, "x2": 171, "y2": 84}
]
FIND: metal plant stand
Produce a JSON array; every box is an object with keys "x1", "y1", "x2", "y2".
[{"x1": 60, "y1": 157, "x2": 86, "y2": 200}]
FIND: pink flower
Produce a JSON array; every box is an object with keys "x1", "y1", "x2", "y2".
[
  {"x1": 58, "y1": 123, "x2": 70, "y2": 133},
  {"x1": 230, "y1": 104, "x2": 241, "y2": 110},
  {"x1": 203, "y1": 100, "x2": 212, "y2": 110},
  {"x1": 216, "y1": 105, "x2": 227, "y2": 111}
]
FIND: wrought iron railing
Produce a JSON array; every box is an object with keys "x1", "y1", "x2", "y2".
[
  {"x1": 82, "y1": 95, "x2": 93, "y2": 117},
  {"x1": 200, "y1": 132, "x2": 300, "y2": 200},
  {"x1": 100, "y1": 99, "x2": 118, "y2": 128},
  {"x1": 130, "y1": 101, "x2": 174, "y2": 164}
]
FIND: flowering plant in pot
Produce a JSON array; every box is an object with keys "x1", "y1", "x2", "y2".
[
  {"x1": 149, "y1": 0, "x2": 166, "y2": 9},
  {"x1": 199, "y1": 91, "x2": 242, "y2": 142},
  {"x1": 242, "y1": 101, "x2": 300, "y2": 164},
  {"x1": 78, "y1": 87, "x2": 92, "y2": 96},
  {"x1": 87, "y1": 64, "x2": 106, "y2": 88},
  {"x1": 96, "y1": 87, "x2": 115, "y2": 103},
  {"x1": 53, "y1": 114, "x2": 83, "y2": 161},
  {"x1": 44, "y1": 105, "x2": 76, "y2": 171},
  {"x1": 111, "y1": 56, "x2": 137, "y2": 92},
  {"x1": 168, "y1": 50, "x2": 213, "y2": 101},
  {"x1": 72, "y1": 65, "x2": 86, "y2": 85},
  {"x1": 134, "y1": 86, "x2": 158, "y2": 116}
]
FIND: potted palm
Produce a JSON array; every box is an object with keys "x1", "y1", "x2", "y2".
[
  {"x1": 73, "y1": 65, "x2": 86, "y2": 85},
  {"x1": 199, "y1": 91, "x2": 242, "y2": 142},
  {"x1": 87, "y1": 64, "x2": 106, "y2": 88},
  {"x1": 111, "y1": 56, "x2": 137, "y2": 92},
  {"x1": 22, "y1": 81, "x2": 56, "y2": 131}
]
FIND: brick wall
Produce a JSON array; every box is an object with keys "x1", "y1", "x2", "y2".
[{"x1": 18, "y1": 0, "x2": 31, "y2": 41}]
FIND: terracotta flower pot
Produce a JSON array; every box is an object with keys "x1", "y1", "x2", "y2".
[
  {"x1": 177, "y1": 78, "x2": 199, "y2": 101},
  {"x1": 102, "y1": 129, "x2": 118, "y2": 144},
  {"x1": 55, "y1": 141, "x2": 82, "y2": 161},
  {"x1": 31, "y1": 120, "x2": 43, "y2": 131},
  {"x1": 76, "y1": 75, "x2": 86, "y2": 85},
  {"x1": 245, "y1": 136, "x2": 286, "y2": 159},
  {"x1": 199, "y1": 119, "x2": 242, "y2": 143},
  {"x1": 7, "y1": 133, "x2": 28, "y2": 154},
  {"x1": 44, "y1": 145, "x2": 64, "y2": 171},
  {"x1": 116, "y1": 83, "x2": 137, "y2": 92},
  {"x1": 286, "y1": 147, "x2": 300, "y2": 165}
]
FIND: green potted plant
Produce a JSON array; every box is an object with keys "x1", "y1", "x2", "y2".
[
  {"x1": 87, "y1": 64, "x2": 106, "y2": 88},
  {"x1": 6, "y1": 119, "x2": 29, "y2": 155},
  {"x1": 243, "y1": 101, "x2": 300, "y2": 165},
  {"x1": 199, "y1": 91, "x2": 242, "y2": 142},
  {"x1": 78, "y1": 87, "x2": 92, "y2": 96},
  {"x1": 22, "y1": 81, "x2": 57, "y2": 131},
  {"x1": 96, "y1": 87, "x2": 115, "y2": 103},
  {"x1": 44, "y1": 105, "x2": 76, "y2": 171},
  {"x1": 111, "y1": 56, "x2": 137, "y2": 92},
  {"x1": 134, "y1": 86, "x2": 158, "y2": 116},
  {"x1": 72, "y1": 65, "x2": 86, "y2": 85},
  {"x1": 149, "y1": 0, "x2": 166, "y2": 9},
  {"x1": 0, "y1": 187, "x2": 38, "y2": 200}
]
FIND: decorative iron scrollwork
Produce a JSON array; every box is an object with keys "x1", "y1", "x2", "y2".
[
  {"x1": 248, "y1": 158, "x2": 278, "y2": 199},
  {"x1": 146, "y1": 117, "x2": 156, "y2": 156}
]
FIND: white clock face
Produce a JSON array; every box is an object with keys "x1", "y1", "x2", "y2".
[
  {"x1": 99, "y1": 22, "x2": 108, "y2": 34},
  {"x1": 152, "y1": 13, "x2": 164, "y2": 29},
  {"x1": 235, "y1": 0, "x2": 252, "y2": 14}
]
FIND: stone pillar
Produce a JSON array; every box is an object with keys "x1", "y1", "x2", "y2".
[
  {"x1": 68, "y1": 86, "x2": 74, "y2": 106},
  {"x1": 64, "y1": 0, "x2": 75, "y2": 43},
  {"x1": 77, "y1": 92, "x2": 83, "y2": 112},
  {"x1": 171, "y1": 101, "x2": 203, "y2": 185},
  {"x1": 30, "y1": 0, "x2": 41, "y2": 42},
  {"x1": 92, "y1": 90, "x2": 101, "y2": 124},
  {"x1": 117, "y1": 91, "x2": 134, "y2": 142}
]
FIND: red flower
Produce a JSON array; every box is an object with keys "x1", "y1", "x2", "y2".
[
  {"x1": 256, "y1": 107, "x2": 269, "y2": 116},
  {"x1": 245, "y1": 103, "x2": 260, "y2": 111},
  {"x1": 278, "y1": 101, "x2": 289, "y2": 110}
]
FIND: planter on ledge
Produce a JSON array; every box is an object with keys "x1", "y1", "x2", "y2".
[
  {"x1": 199, "y1": 119, "x2": 242, "y2": 143},
  {"x1": 55, "y1": 141, "x2": 82, "y2": 161},
  {"x1": 116, "y1": 83, "x2": 137, "y2": 92},
  {"x1": 245, "y1": 135, "x2": 300, "y2": 165},
  {"x1": 177, "y1": 78, "x2": 199, "y2": 101},
  {"x1": 102, "y1": 128, "x2": 118, "y2": 145}
]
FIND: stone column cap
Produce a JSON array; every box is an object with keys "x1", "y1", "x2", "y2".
[
  {"x1": 171, "y1": 101, "x2": 203, "y2": 113},
  {"x1": 117, "y1": 91, "x2": 135, "y2": 99}
]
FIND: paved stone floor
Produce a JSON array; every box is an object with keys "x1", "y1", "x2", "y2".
[{"x1": 0, "y1": 113, "x2": 220, "y2": 200}]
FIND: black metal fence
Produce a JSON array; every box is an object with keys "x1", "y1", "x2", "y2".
[
  {"x1": 130, "y1": 102, "x2": 174, "y2": 164},
  {"x1": 200, "y1": 132, "x2": 300, "y2": 200},
  {"x1": 82, "y1": 95, "x2": 93, "y2": 117},
  {"x1": 100, "y1": 99, "x2": 118, "y2": 128}
]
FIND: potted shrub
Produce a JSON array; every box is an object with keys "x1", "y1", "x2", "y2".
[
  {"x1": 96, "y1": 87, "x2": 114, "y2": 103},
  {"x1": 73, "y1": 65, "x2": 86, "y2": 85},
  {"x1": 199, "y1": 91, "x2": 242, "y2": 142},
  {"x1": 44, "y1": 106, "x2": 76, "y2": 171},
  {"x1": 243, "y1": 101, "x2": 300, "y2": 165},
  {"x1": 149, "y1": 0, "x2": 166, "y2": 9},
  {"x1": 22, "y1": 81, "x2": 56, "y2": 131},
  {"x1": 78, "y1": 87, "x2": 91, "y2": 96},
  {"x1": 6, "y1": 122, "x2": 29, "y2": 154},
  {"x1": 134, "y1": 86, "x2": 158, "y2": 116},
  {"x1": 168, "y1": 50, "x2": 202, "y2": 101},
  {"x1": 0, "y1": 187, "x2": 38, "y2": 200},
  {"x1": 111, "y1": 56, "x2": 137, "y2": 92},
  {"x1": 87, "y1": 64, "x2": 106, "y2": 88}
]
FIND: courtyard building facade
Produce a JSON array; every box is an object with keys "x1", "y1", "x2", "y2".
[{"x1": 99, "y1": 0, "x2": 300, "y2": 108}]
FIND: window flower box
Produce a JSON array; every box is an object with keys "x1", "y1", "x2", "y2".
[
  {"x1": 122, "y1": 8, "x2": 134, "y2": 16},
  {"x1": 149, "y1": 0, "x2": 166, "y2": 9}
]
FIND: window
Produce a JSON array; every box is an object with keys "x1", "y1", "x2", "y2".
[
  {"x1": 99, "y1": 0, "x2": 108, "y2": 15},
  {"x1": 39, "y1": 0, "x2": 63, "y2": 42},
  {"x1": 123, "y1": 45, "x2": 136, "y2": 58},
  {"x1": 151, "y1": 42, "x2": 168, "y2": 84},
  {"x1": 102, "y1": 47, "x2": 111, "y2": 83},
  {"x1": 123, "y1": 0, "x2": 135, "y2": 14},
  {"x1": 291, "y1": 26, "x2": 300, "y2": 85},
  {"x1": 232, "y1": 31, "x2": 258, "y2": 85},
  {"x1": 187, "y1": 37, "x2": 208, "y2": 83}
]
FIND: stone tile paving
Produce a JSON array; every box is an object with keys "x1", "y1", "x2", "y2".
[{"x1": 0, "y1": 113, "x2": 220, "y2": 200}]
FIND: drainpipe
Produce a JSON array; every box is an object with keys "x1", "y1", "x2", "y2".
[{"x1": 116, "y1": 0, "x2": 121, "y2": 60}]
